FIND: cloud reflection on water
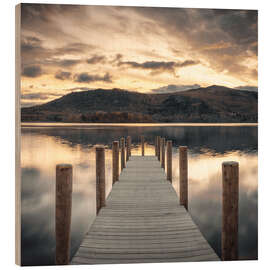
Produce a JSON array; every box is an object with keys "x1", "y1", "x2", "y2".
[{"x1": 21, "y1": 125, "x2": 257, "y2": 265}]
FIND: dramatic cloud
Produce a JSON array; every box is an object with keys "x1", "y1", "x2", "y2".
[
  {"x1": 151, "y1": 84, "x2": 201, "y2": 94},
  {"x1": 111, "y1": 53, "x2": 123, "y2": 64},
  {"x1": 55, "y1": 59, "x2": 81, "y2": 67},
  {"x1": 22, "y1": 65, "x2": 43, "y2": 78},
  {"x1": 54, "y1": 43, "x2": 95, "y2": 56},
  {"x1": 55, "y1": 71, "x2": 71, "y2": 80},
  {"x1": 234, "y1": 86, "x2": 258, "y2": 92},
  {"x1": 74, "y1": 72, "x2": 113, "y2": 83},
  {"x1": 21, "y1": 34, "x2": 93, "y2": 69},
  {"x1": 20, "y1": 4, "x2": 258, "y2": 105},
  {"x1": 118, "y1": 59, "x2": 199, "y2": 75},
  {"x1": 21, "y1": 36, "x2": 43, "y2": 52},
  {"x1": 133, "y1": 7, "x2": 257, "y2": 78},
  {"x1": 86, "y1": 55, "x2": 106, "y2": 64}
]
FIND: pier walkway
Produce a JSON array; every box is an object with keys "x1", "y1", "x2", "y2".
[{"x1": 71, "y1": 155, "x2": 219, "y2": 264}]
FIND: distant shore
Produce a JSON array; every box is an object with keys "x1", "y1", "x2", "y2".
[{"x1": 21, "y1": 122, "x2": 258, "y2": 128}]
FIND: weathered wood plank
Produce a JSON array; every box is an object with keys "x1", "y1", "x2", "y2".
[
  {"x1": 71, "y1": 253, "x2": 219, "y2": 265},
  {"x1": 71, "y1": 155, "x2": 219, "y2": 265}
]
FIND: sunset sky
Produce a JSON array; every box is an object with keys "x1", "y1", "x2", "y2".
[{"x1": 20, "y1": 4, "x2": 258, "y2": 107}]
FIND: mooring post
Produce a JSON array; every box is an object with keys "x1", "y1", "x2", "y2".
[
  {"x1": 120, "y1": 137, "x2": 125, "y2": 170},
  {"x1": 112, "y1": 141, "x2": 119, "y2": 184},
  {"x1": 141, "y1": 135, "x2": 145, "y2": 156},
  {"x1": 166, "y1": 141, "x2": 172, "y2": 182},
  {"x1": 157, "y1": 136, "x2": 161, "y2": 161},
  {"x1": 96, "y1": 147, "x2": 106, "y2": 214},
  {"x1": 222, "y1": 161, "x2": 239, "y2": 261},
  {"x1": 55, "y1": 164, "x2": 72, "y2": 265},
  {"x1": 159, "y1": 137, "x2": 163, "y2": 164},
  {"x1": 126, "y1": 136, "x2": 131, "y2": 161},
  {"x1": 179, "y1": 146, "x2": 188, "y2": 210},
  {"x1": 155, "y1": 136, "x2": 158, "y2": 156},
  {"x1": 129, "y1": 136, "x2": 132, "y2": 158},
  {"x1": 161, "y1": 138, "x2": 165, "y2": 169}
]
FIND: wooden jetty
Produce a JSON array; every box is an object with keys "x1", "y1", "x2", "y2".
[
  {"x1": 55, "y1": 136, "x2": 239, "y2": 265},
  {"x1": 71, "y1": 155, "x2": 219, "y2": 264}
]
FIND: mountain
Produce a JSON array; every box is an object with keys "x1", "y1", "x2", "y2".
[{"x1": 21, "y1": 85, "x2": 258, "y2": 123}]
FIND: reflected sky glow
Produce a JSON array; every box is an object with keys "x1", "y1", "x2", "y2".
[{"x1": 21, "y1": 125, "x2": 257, "y2": 265}]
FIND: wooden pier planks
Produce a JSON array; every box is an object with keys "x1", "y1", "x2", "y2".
[{"x1": 71, "y1": 156, "x2": 219, "y2": 264}]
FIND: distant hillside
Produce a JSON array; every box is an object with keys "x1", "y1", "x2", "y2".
[{"x1": 21, "y1": 85, "x2": 258, "y2": 123}]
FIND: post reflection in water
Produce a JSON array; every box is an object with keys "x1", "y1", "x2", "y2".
[{"x1": 21, "y1": 124, "x2": 258, "y2": 265}]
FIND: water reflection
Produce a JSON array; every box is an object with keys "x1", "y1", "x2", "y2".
[{"x1": 21, "y1": 125, "x2": 257, "y2": 265}]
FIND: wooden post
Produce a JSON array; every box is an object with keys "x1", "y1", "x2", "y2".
[
  {"x1": 179, "y1": 146, "x2": 188, "y2": 210},
  {"x1": 222, "y1": 161, "x2": 239, "y2": 261},
  {"x1": 126, "y1": 136, "x2": 131, "y2": 161},
  {"x1": 157, "y1": 136, "x2": 161, "y2": 161},
  {"x1": 120, "y1": 137, "x2": 125, "y2": 170},
  {"x1": 166, "y1": 141, "x2": 172, "y2": 182},
  {"x1": 129, "y1": 136, "x2": 132, "y2": 158},
  {"x1": 112, "y1": 141, "x2": 119, "y2": 184},
  {"x1": 141, "y1": 135, "x2": 145, "y2": 156},
  {"x1": 96, "y1": 147, "x2": 106, "y2": 214},
  {"x1": 55, "y1": 164, "x2": 72, "y2": 265},
  {"x1": 155, "y1": 136, "x2": 158, "y2": 156},
  {"x1": 161, "y1": 138, "x2": 165, "y2": 169}
]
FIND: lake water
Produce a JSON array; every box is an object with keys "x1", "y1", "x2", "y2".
[{"x1": 20, "y1": 123, "x2": 258, "y2": 265}]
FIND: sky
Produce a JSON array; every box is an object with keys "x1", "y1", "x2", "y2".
[{"x1": 20, "y1": 4, "x2": 258, "y2": 107}]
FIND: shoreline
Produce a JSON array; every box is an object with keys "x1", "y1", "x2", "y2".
[{"x1": 21, "y1": 122, "x2": 258, "y2": 128}]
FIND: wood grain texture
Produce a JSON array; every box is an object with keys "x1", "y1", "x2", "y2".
[
  {"x1": 179, "y1": 146, "x2": 188, "y2": 210},
  {"x1": 96, "y1": 147, "x2": 106, "y2": 214},
  {"x1": 161, "y1": 138, "x2": 165, "y2": 169},
  {"x1": 155, "y1": 136, "x2": 158, "y2": 156},
  {"x1": 55, "y1": 164, "x2": 72, "y2": 265},
  {"x1": 157, "y1": 136, "x2": 161, "y2": 161},
  {"x1": 71, "y1": 155, "x2": 219, "y2": 265},
  {"x1": 222, "y1": 161, "x2": 239, "y2": 260},
  {"x1": 166, "y1": 141, "x2": 172, "y2": 182},
  {"x1": 120, "y1": 138, "x2": 125, "y2": 170},
  {"x1": 126, "y1": 136, "x2": 131, "y2": 161},
  {"x1": 112, "y1": 141, "x2": 119, "y2": 184}
]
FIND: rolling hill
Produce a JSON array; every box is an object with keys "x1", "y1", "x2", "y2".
[{"x1": 21, "y1": 85, "x2": 258, "y2": 123}]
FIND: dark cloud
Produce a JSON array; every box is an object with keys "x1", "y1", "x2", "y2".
[
  {"x1": 21, "y1": 93, "x2": 49, "y2": 100},
  {"x1": 151, "y1": 84, "x2": 201, "y2": 94},
  {"x1": 118, "y1": 59, "x2": 199, "y2": 75},
  {"x1": 74, "y1": 72, "x2": 113, "y2": 83},
  {"x1": 176, "y1": 60, "x2": 199, "y2": 68},
  {"x1": 86, "y1": 55, "x2": 106, "y2": 64},
  {"x1": 234, "y1": 86, "x2": 258, "y2": 92},
  {"x1": 55, "y1": 43, "x2": 95, "y2": 56},
  {"x1": 20, "y1": 4, "x2": 257, "y2": 84},
  {"x1": 21, "y1": 4, "x2": 86, "y2": 42},
  {"x1": 132, "y1": 7, "x2": 257, "y2": 79},
  {"x1": 55, "y1": 71, "x2": 71, "y2": 80},
  {"x1": 21, "y1": 92, "x2": 62, "y2": 100},
  {"x1": 21, "y1": 33, "x2": 93, "y2": 68},
  {"x1": 110, "y1": 53, "x2": 123, "y2": 64},
  {"x1": 21, "y1": 36, "x2": 43, "y2": 52},
  {"x1": 55, "y1": 59, "x2": 81, "y2": 67},
  {"x1": 22, "y1": 65, "x2": 43, "y2": 77}
]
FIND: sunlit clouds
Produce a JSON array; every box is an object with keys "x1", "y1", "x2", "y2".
[{"x1": 20, "y1": 4, "x2": 258, "y2": 106}]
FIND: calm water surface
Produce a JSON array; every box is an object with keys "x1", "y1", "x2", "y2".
[{"x1": 21, "y1": 124, "x2": 258, "y2": 265}]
